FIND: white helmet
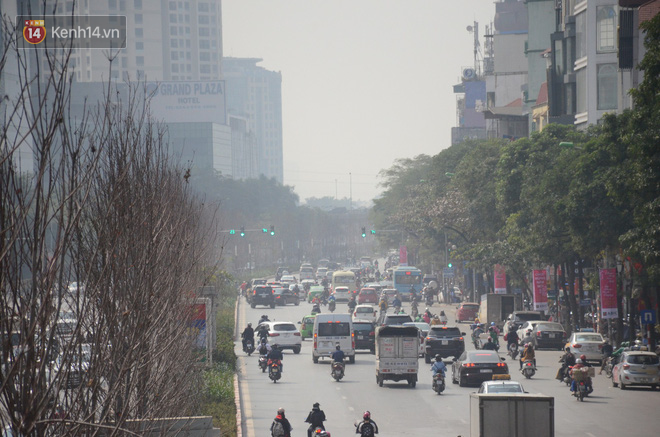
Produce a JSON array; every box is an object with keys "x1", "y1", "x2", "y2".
[{"x1": 575, "y1": 359, "x2": 583, "y2": 364}]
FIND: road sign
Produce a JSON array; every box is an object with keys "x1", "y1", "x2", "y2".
[
  {"x1": 443, "y1": 267, "x2": 455, "y2": 278},
  {"x1": 580, "y1": 298, "x2": 591, "y2": 307},
  {"x1": 640, "y1": 310, "x2": 656, "y2": 325}
]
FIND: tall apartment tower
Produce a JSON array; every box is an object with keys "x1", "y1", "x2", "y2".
[
  {"x1": 43, "y1": 0, "x2": 224, "y2": 82},
  {"x1": 222, "y1": 57, "x2": 284, "y2": 184}
]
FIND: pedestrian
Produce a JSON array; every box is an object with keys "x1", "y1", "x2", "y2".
[{"x1": 271, "y1": 407, "x2": 292, "y2": 437}]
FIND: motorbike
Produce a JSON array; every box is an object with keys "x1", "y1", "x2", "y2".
[
  {"x1": 268, "y1": 359, "x2": 282, "y2": 383},
  {"x1": 313, "y1": 427, "x2": 331, "y2": 437},
  {"x1": 603, "y1": 357, "x2": 614, "y2": 378},
  {"x1": 521, "y1": 360, "x2": 536, "y2": 379},
  {"x1": 258, "y1": 355, "x2": 268, "y2": 373},
  {"x1": 321, "y1": 295, "x2": 328, "y2": 306},
  {"x1": 573, "y1": 380, "x2": 588, "y2": 402},
  {"x1": 328, "y1": 300, "x2": 336, "y2": 313},
  {"x1": 507, "y1": 343, "x2": 519, "y2": 360},
  {"x1": 425, "y1": 293, "x2": 434, "y2": 307},
  {"x1": 244, "y1": 340, "x2": 254, "y2": 356},
  {"x1": 432, "y1": 372, "x2": 446, "y2": 394},
  {"x1": 331, "y1": 361, "x2": 345, "y2": 381},
  {"x1": 411, "y1": 302, "x2": 419, "y2": 319}
]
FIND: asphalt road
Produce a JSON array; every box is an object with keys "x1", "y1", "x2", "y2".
[{"x1": 236, "y1": 297, "x2": 658, "y2": 437}]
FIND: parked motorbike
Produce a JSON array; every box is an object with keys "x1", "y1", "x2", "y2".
[
  {"x1": 507, "y1": 343, "x2": 519, "y2": 360},
  {"x1": 331, "y1": 361, "x2": 345, "y2": 381},
  {"x1": 432, "y1": 372, "x2": 446, "y2": 394},
  {"x1": 244, "y1": 340, "x2": 254, "y2": 356},
  {"x1": 258, "y1": 355, "x2": 267, "y2": 373},
  {"x1": 268, "y1": 359, "x2": 282, "y2": 383},
  {"x1": 328, "y1": 300, "x2": 336, "y2": 313},
  {"x1": 521, "y1": 360, "x2": 536, "y2": 379}
]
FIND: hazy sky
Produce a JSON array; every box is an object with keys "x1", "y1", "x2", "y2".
[{"x1": 222, "y1": 0, "x2": 495, "y2": 203}]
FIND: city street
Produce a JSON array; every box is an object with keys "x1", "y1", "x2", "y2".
[{"x1": 236, "y1": 296, "x2": 658, "y2": 436}]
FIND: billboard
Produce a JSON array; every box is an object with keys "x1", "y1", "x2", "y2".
[
  {"x1": 599, "y1": 268, "x2": 618, "y2": 319},
  {"x1": 533, "y1": 269, "x2": 548, "y2": 312},
  {"x1": 494, "y1": 265, "x2": 507, "y2": 294},
  {"x1": 399, "y1": 245, "x2": 408, "y2": 266},
  {"x1": 147, "y1": 81, "x2": 226, "y2": 124}
]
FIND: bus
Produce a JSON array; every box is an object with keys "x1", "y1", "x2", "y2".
[
  {"x1": 331, "y1": 271, "x2": 358, "y2": 295},
  {"x1": 392, "y1": 266, "x2": 423, "y2": 301}
]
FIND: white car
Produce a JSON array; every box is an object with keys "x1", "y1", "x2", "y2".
[
  {"x1": 333, "y1": 286, "x2": 351, "y2": 302},
  {"x1": 478, "y1": 380, "x2": 526, "y2": 394},
  {"x1": 403, "y1": 322, "x2": 430, "y2": 357},
  {"x1": 565, "y1": 332, "x2": 605, "y2": 363},
  {"x1": 257, "y1": 321, "x2": 302, "y2": 354},
  {"x1": 280, "y1": 275, "x2": 296, "y2": 285},
  {"x1": 612, "y1": 351, "x2": 660, "y2": 389},
  {"x1": 352, "y1": 304, "x2": 377, "y2": 322},
  {"x1": 516, "y1": 320, "x2": 545, "y2": 342}
]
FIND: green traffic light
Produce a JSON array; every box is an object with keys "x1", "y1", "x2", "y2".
[
  {"x1": 270, "y1": 225, "x2": 275, "y2": 236},
  {"x1": 240, "y1": 227, "x2": 245, "y2": 237},
  {"x1": 448, "y1": 263, "x2": 453, "y2": 268}
]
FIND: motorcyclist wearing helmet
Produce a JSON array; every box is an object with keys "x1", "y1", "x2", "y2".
[
  {"x1": 490, "y1": 322, "x2": 500, "y2": 335},
  {"x1": 520, "y1": 329, "x2": 534, "y2": 347},
  {"x1": 259, "y1": 314, "x2": 270, "y2": 325},
  {"x1": 241, "y1": 323, "x2": 254, "y2": 351},
  {"x1": 570, "y1": 358, "x2": 587, "y2": 392},
  {"x1": 348, "y1": 296, "x2": 357, "y2": 312},
  {"x1": 488, "y1": 326, "x2": 499, "y2": 349},
  {"x1": 577, "y1": 354, "x2": 593, "y2": 393},
  {"x1": 431, "y1": 354, "x2": 447, "y2": 377},
  {"x1": 504, "y1": 325, "x2": 520, "y2": 352},
  {"x1": 558, "y1": 346, "x2": 576, "y2": 380},
  {"x1": 270, "y1": 407, "x2": 292, "y2": 437},
  {"x1": 258, "y1": 337, "x2": 271, "y2": 355},
  {"x1": 472, "y1": 323, "x2": 485, "y2": 348},
  {"x1": 519, "y1": 343, "x2": 535, "y2": 370},
  {"x1": 355, "y1": 411, "x2": 379, "y2": 436},
  {"x1": 305, "y1": 402, "x2": 326, "y2": 437},
  {"x1": 267, "y1": 344, "x2": 284, "y2": 372}
]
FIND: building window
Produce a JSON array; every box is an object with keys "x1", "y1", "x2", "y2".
[
  {"x1": 134, "y1": 0, "x2": 142, "y2": 8},
  {"x1": 198, "y1": 2, "x2": 209, "y2": 12},
  {"x1": 109, "y1": 0, "x2": 117, "y2": 9},
  {"x1": 576, "y1": 11, "x2": 586, "y2": 59},
  {"x1": 135, "y1": 41, "x2": 143, "y2": 51},
  {"x1": 136, "y1": 56, "x2": 144, "y2": 66},
  {"x1": 171, "y1": 39, "x2": 178, "y2": 48},
  {"x1": 576, "y1": 68, "x2": 587, "y2": 113},
  {"x1": 597, "y1": 6, "x2": 616, "y2": 52},
  {"x1": 171, "y1": 51, "x2": 179, "y2": 60},
  {"x1": 199, "y1": 15, "x2": 209, "y2": 25},
  {"x1": 135, "y1": 14, "x2": 143, "y2": 24},
  {"x1": 597, "y1": 63, "x2": 617, "y2": 110},
  {"x1": 200, "y1": 52, "x2": 210, "y2": 62},
  {"x1": 170, "y1": 14, "x2": 177, "y2": 24},
  {"x1": 172, "y1": 64, "x2": 179, "y2": 73},
  {"x1": 199, "y1": 27, "x2": 209, "y2": 37},
  {"x1": 135, "y1": 28, "x2": 143, "y2": 38}
]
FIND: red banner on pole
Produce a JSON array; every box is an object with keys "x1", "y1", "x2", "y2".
[
  {"x1": 533, "y1": 269, "x2": 548, "y2": 312},
  {"x1": 494, "y1": 265, "x2": 507, "y2": 294},
  {"x1": 599, "y1": 268, "x2": 618, "y2": 319},
  {"x1": 399, "y1": 245, "x2": 408, "y2": 266}
]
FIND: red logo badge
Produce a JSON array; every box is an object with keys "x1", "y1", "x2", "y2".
[{"x1": 23, "y1": 20, "x2": 46, "y2": 45}]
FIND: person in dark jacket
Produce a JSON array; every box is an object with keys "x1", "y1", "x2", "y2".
[
  {"x1": 270, "y1": 407, "x2": 292, "y2": 437},
  {"x1": 305, "y1": 402, "x2": 326, "y2": 437}
]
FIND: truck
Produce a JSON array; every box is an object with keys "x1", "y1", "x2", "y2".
[
  {"x1": 477, "y1": 293, "x2": 522, "y2": 331},
  {"x1": 469, "y1": 393, "x2": 554, "y2": 437},
  {"x1": 375, "y1": 325, "x2": 419, "y2": 387}
]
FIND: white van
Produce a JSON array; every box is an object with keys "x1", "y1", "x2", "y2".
[{"x1": 312, "y1": 313, "x2": 355, "y2": 364}]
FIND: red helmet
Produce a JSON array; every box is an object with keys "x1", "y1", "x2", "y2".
[
  {"x1": 580, "y1": 354, "x2": 586, "y2": 361},
  {"x1": 363, "y1": 411, "x2": 371, "y2": 420}
]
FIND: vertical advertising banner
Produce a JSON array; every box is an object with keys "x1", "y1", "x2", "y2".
[
  {"x1": 191, "y1": 303, "x2": 207, "y2": 349},
  {"x1": 533, "y1": 269, "x2": 548, "y2": 312},
  {"x1": 494, "y1": 264, "x2": 507, "y2": 294},
  {"x1": 399, "y1": 245, "x2": 408, "y2": 266},
  {"x1": 599, "y1": 268, "x2": 618, "y2": 319}
]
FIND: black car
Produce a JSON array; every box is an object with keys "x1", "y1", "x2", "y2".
[
  {"x1": 381, "y1": 314, "x2": 413, "y2": 326},
  {"x1": 273, "y1": 288, "x2": 299, "y2": 306},
  {"x1": 532, "y1": 322, "x2": 567, "y2": 350},
  {"x1": 250, "y1": 286, "x2": 275, "y2": 308},
  {"x1": 451, "y1": 350, "x2": 509, "y2": 387},
  {"x1": 353, "y1": 320, "x2": 376, "y2": 353},
  {"x1": 424, "y1": 326, "x2": 465, "y2": 363}
]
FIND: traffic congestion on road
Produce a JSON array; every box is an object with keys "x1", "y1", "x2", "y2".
[{"x1": 236, "y1": 259, "x2": 659, "y2": 437}]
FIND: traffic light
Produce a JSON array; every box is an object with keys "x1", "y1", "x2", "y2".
[
  {"x1": 229, "y1": 229, "x2": 236, "y2": 235},
  {"x1": 270, "y1": 225, "x2": 275, "y2": 236},
  {"x1": 361, "y1": 227, "x2": 366, "y2": 238},
  {"x1": 262, "y1": 227, "x2": 268, "y2": 233},
  {"x1": 370, "y1": 229, "x2": 376, "y2": 235},
  {"x1": 240, "y1": 227, "x2": 245, "y2": 237},
  {"x1": 448, "y1": 262, "x2": 453, "y2": 268}
]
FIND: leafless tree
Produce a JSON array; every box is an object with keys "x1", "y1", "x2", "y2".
[{"x1": 1, "y1": 8, "x2": 219, "y2": 436}]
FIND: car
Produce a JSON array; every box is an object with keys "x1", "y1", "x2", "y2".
[
  {"x1": 280, "y1": 275, "x2": 296, "y2": 285},
  {"x1": 363, "y1": 282, "x2": 385, "y2": 293},
  {"x1": 455, "y1": 303, "x2": 480, "y2": 323},
  {"x1": 381, "y1": 313, "x2": 413, "y2": 327},
  {"x1": 424, "y1": 326, "x2": 466, "y2": 363},
  {"x1": 258, "y1": 321, "x2": 302, "y2": 354},
  {"x1": 49, "y1": 344, "x2": 92, "y2": 388},
  {"x1": 515, "y1": 320, "x2": 546, "y2": 341},
  {"x1": 451, "y1": 350, "x2": 509, "y2": 387},
  {"x1": 358, "y1": 288, "x2": 378, "y2": 304},
  {"x1": 316, "y1": 267, "x2": 328, "y2": 279},
  {"x1": 251, "y1": 278, "x2": 267, "y2": 286},
  {"x1": 250, "y1": 286, "x2": 275, "y2": 308},
  {"x1": 403, "y1": 322, "x2": 430, "y2": 357},
  {"x1": 352, "y1": 305, "x2": 377, "y2": 323},
  {"x1": 477, "y1": 379, "x2": 526, "y2": 394},
  {"x1": 298, "y1": 315, "x2": 316, "y2": 340},
  {"x1": 352, "y1": 320, "x2": 376, "y2": 353},
  {"x1": 612, "y1": 351, "x2": 660, "y2": 390},
  {"x1": 300, "y1": 266, "x2": 315, "y2": 280},
  {"x1": 531, "y1": 322, "x2": 567, "y2": 350},
  {"x1": 503, "y1": 311, "x2": 545, "y2": 334},
  {"x1": 273, "y1": 288, "x2": 299, "y2": 306},
  {"x1": 307, "y1": 285, "x2": 325, "y2": 303},
  {"x1": 275, "y1": 267, "x2": 288, "y2": 281},
  {"x1": 380, "y1": 288, "x2": 398, "y2": 305},
  {"x1": 333, "y1": 286, "x2": 351, "y2": 302},
  {"x1": 565, "y1": 332, "x2": 605, "y2": 363}
]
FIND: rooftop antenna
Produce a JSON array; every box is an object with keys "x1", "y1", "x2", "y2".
[{"x1": 466, "y1": 22, "x2": 481, "y2": 77}]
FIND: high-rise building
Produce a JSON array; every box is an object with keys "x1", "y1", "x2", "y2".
[{"x1": 223, "y1": 57, "x2": 283, "y2": 183}]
